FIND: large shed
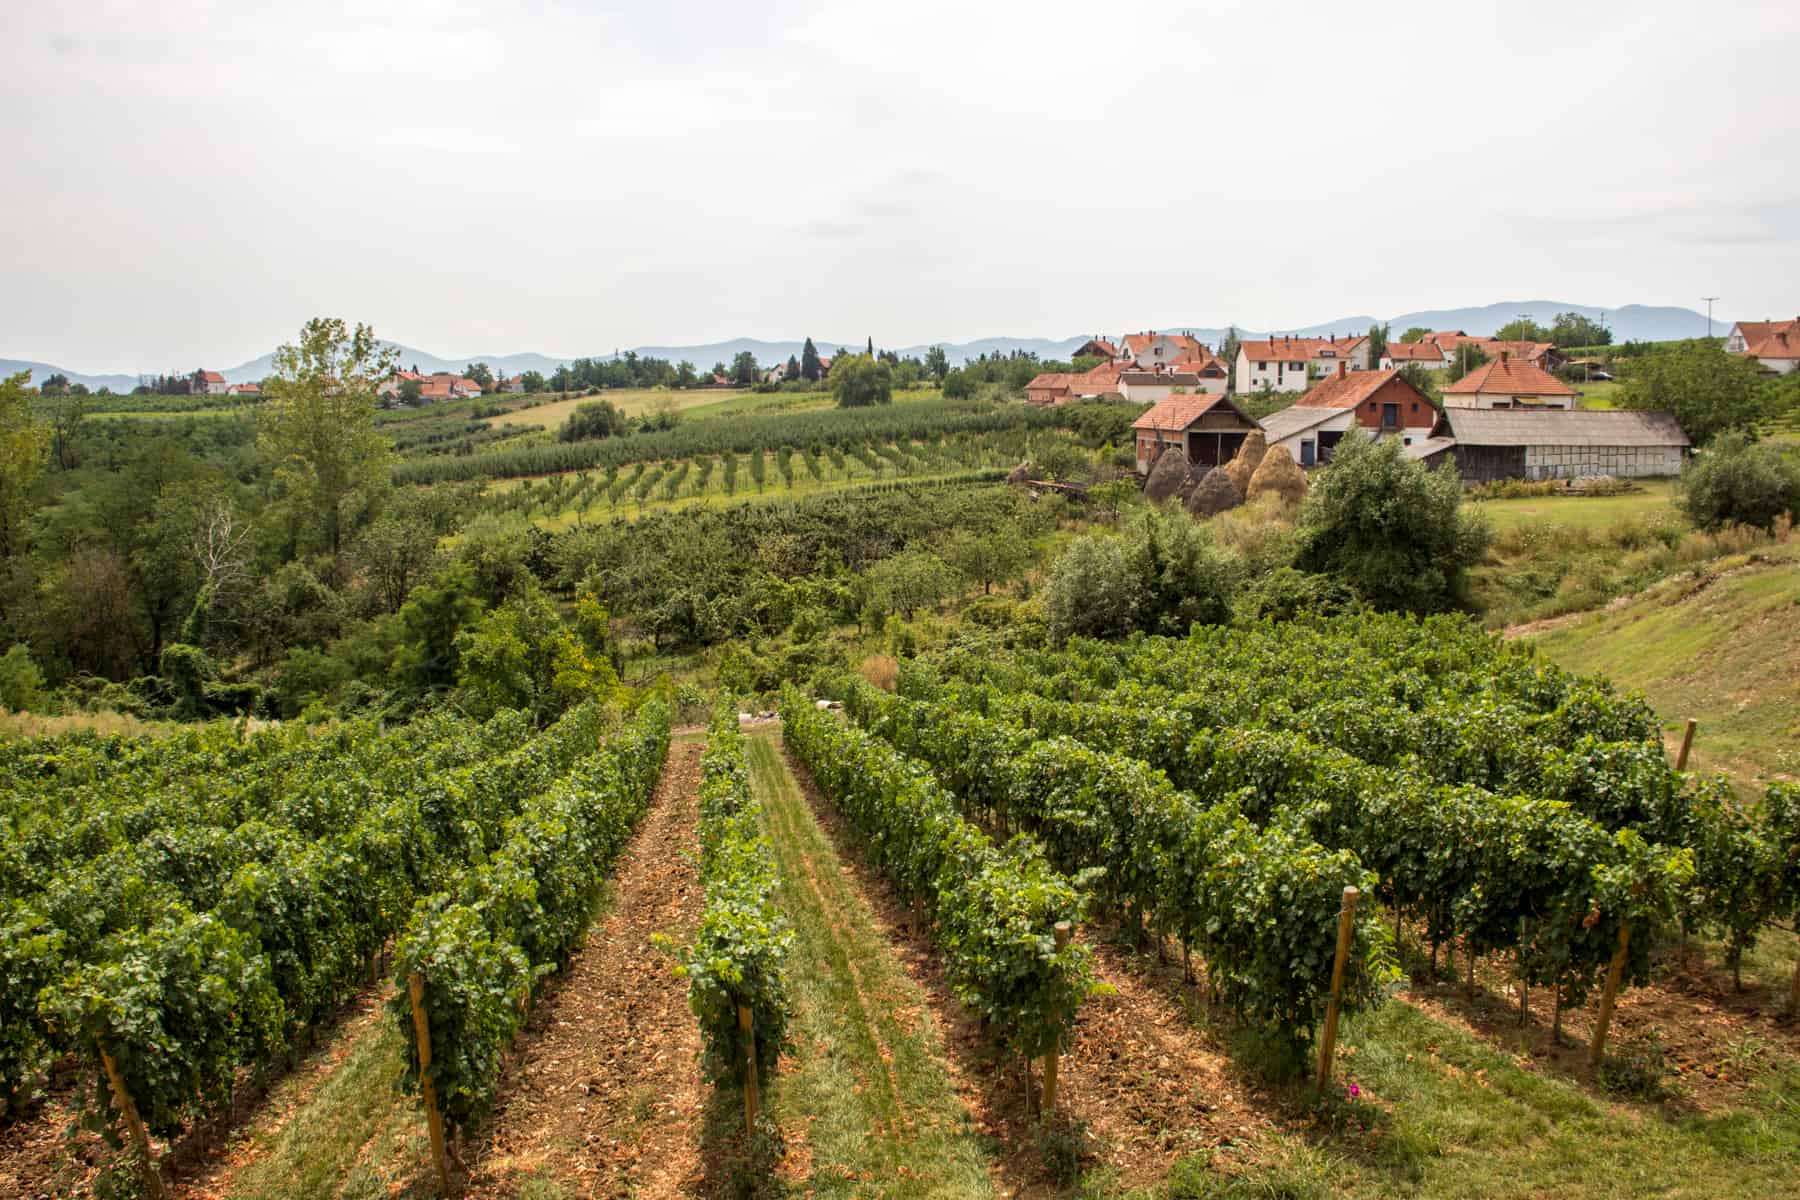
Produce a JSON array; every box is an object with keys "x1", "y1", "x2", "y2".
[
  {"x1": 1131, "y1": 393, "x2": 1260, "y2": 475},
  {"x1": 1429, "y1": 408, "x2": 1689, "y2": 483}
]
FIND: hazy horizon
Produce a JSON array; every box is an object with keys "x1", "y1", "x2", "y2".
[{"x1": 6, "y1": 0, "x2": 1796, "y2": 370}]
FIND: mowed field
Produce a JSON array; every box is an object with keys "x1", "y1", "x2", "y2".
[{"x1": 1469, "y1": 478, "x2": 1679, "y2": 533}]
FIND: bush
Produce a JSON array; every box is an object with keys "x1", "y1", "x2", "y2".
[
  {"x1": 1296, "y1": 429, "x2": 1491, "y2": 612},
  {"x1": 1678, "y1": 433, "x2": 1800, "y2": 531},
  {"x1": 0, "y1": 643, "x2": 45, "y2": 712},
  {"x1": 557, "y1": 398, "x2": 629, "y2": 443},
  {"x1": 1043, "y1": 534, "x2": 1142, "y2": 641},
  {"x1": 830, "y1": 354, "x2": 893, "y2": 408}
]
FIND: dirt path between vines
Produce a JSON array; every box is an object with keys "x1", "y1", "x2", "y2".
[{"x1": 459, "y1": 737, "x2": 707, "y2": 1199}]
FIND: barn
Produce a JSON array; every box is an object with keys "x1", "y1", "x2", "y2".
[
  {"x1": 1428, "y1": 408, "x2": 1689, "y2": 484},
  {"x1": 1131, "y1": 393, "x2": 1261, "y2": 475}
]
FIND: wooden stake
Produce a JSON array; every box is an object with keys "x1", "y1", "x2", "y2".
[
  {"x1": 1552, "y1": 973, "x2": 1564, "y2": 1043},
  {"x1": 1788, "y1": 955, "x2": 1800, "y2": 1019},
  {"x1": 1041, "y1": 922, "x2": 1071, "y2": 1117},
  {"x1": 408, "y1": 972, "x2": 452, "y2": 1196},
  {"x1": 738, "y1": 1005, "x2": 760, "y2": 1137},
  {"x1": 1675, "y1": 718, "x2": 1697, "y2": 771},
  {"x1": 1588, "y1": 924, "x2": 1631, "y2": 1069},
  {"x1": 1316, "y1": 887, "x2": 1360, "y2": 1087},
  {"x1": 99, "y1": 1047, "x2": 167, "y2": 1200}
]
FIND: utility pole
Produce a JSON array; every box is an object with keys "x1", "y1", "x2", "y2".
[{"x1": 1701, "y1": 297, "x2": 1720, "y2": 341}]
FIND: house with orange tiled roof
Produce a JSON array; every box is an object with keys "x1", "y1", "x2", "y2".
[
  {"x1": 1442, "y1": 351, "x2": 1576, "y2": 410},
  {"x1": 1073, "y1": 337, "x2": 1119, "y2": 361},
  {"x1": 1025, "y1": 372, "x2": 1076, "y2": 406},
  {"x1": 1119, "y1": 331, "x2": 1210, "y2": 369},
  {"x1": 193, "y1": 369, "x2": 229, "y2": 396},
  {"x1": 227, "y1": 382, "x2": 261, "y2": 397},
  {"x1": 1233, "y1": 333, "x2": 1369, "y2": 394},
  {"x1": 1380, "y1": 341, "x2": 1451, "y2": 370},
  {"x1": 1726, "y1": 317, "x2": 1800, "y2": 374},
  {"x1": 1259, "y1": 365, "x2": 1439, "y2": 466},
  {"x1": 1129, "y1": 392, "x2": 1260, "y2": 475}
]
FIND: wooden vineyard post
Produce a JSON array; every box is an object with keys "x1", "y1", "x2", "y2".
[
  {"x1": 407, "y1": 972, "x2": 452, "y2": 1196},
  {"x1": 738, "y1": 1005, "x2": 760, "y2": 1137},
  {"x1": 1788, "y1": 955, "x2": 1800, "y2": 1019},
  {"x1": 99, "y1": 1047, "x2": 168, "y2": 1200},
  {"x1": 1316, "y1": 887, "x2": 1360, "y2": 1088},
  {"x1": 1041, "y1": 922, "x2": 1071, "y2": 1118},
  {"x1": 1588, "y1": 924, "x2": 1631, "y2": 1070},
  {"x1": 1675, "y1": 718, "x2": 1697, "y2": 771}
]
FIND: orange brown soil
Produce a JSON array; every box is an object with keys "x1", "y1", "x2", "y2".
[
  {"x1": 780, "y1": 740, "x2": 1280, "y2": 1194},
  {"x1": 457, "y1": 738, "x2": 708, "y2": 1199}
]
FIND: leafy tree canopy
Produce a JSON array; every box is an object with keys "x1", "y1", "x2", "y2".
[{"x1": 1618, "y1": 342, "x2": 1767, "y2": 445}]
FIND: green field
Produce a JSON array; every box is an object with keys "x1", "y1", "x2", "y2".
[
  {"x1": 1470, "y1": 478, "x2": 1679, "y2": 533},
  {"x1": 1523, "y1": 543, "x2": 1800, "y2": 783}
]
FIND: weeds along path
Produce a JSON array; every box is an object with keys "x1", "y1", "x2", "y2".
[
  {"x1": 455, "y1": 736, "x2": 708, "y2": 1199},
  {"x1": 746, "y1": 732, "x2": 998, "y2": 1199}
]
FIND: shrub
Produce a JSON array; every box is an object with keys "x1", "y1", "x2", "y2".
[
  {"x1": 1678, "y1": 432, "x2": 1800, "y2": 531},
  {"x1": 1297, "y1": 429, "x2": 1491, "y2": 612},
  {"x1": 0, "y1": 643, "x2": 45, "y2": 712},
  {"x1": 1043, "y1": 534, "x2": 1142, "y2": 641}
]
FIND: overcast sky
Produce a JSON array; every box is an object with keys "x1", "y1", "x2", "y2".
[{"x1": 5, "y1": 0, "x2": 1797, "y2": 370}]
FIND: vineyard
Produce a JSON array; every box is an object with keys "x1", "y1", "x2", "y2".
[
  {"x1": 796, "y1": 614, "x2": 1800, "y2": 1076},
  {"x1": 0, "y1": 695, "x2": 671, "y2": 1195},
  {"x1": 390, "y1": 395, "x2": 1108, "y2": 486}
]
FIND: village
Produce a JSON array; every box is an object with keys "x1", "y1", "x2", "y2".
[{"x1": 1016, "y1": 321, "x2": 1800, "y2": 488}]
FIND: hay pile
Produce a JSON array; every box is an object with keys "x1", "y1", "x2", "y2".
[
  {"x1": 1186, "y1": 467, "x2": 1243, "y2": 517},
  {"x1": 1247, "y1": 444, "x2": 1308, "y2": 505},
  {"x1": 1143, "y1": 448, "x2": 1194, "y2": 503},
  {"x1": 1223, "y1": 430, "x2": 1267, "y2": 495},
  {"x1": 1006, "y1": 462, "x2": 1031, "y2": 484}
]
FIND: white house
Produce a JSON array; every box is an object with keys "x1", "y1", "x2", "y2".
[
  {"x1": 1725, "y1": 318, "x2": 1800, "y2": 374},
  {"x1": 194, "y1": 369, "x2": 230, "y2": 395},
  {"x1": 1380, "y1": 342, "x2": 1450, "y2": 371},
  {"x1": 1441, "y1": 352, "x2": 1576, "y2": 410},
  {"x1": 1119, "y1": 331, "x2": 1208, "y2": 368},
  {"x1": 1234, "y1": 334, "x2": 1368, "y2": 394},
  {"x1": 1117, "y1": 370, "x2": 1202, "y2": 405}
]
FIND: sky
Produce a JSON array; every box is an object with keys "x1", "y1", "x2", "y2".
[{"x1": 4, "y1": 0, "x2": 1798, "y2": 371}]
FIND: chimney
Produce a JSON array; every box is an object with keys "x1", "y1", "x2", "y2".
[
  {"x1": 1330, "y1": 332, "x2": 1336, "y2": 343},
  {"x1": 1338, "y1": 362, "x2": 1346, "y2": 378},
  {"x1": 1499, "y1": 349, "x2": 1510, "y2": 363}
]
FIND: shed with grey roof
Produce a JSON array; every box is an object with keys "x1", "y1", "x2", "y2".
[{"x1": 1428, "y1": 408, "x2": 1689, "y2": 484}]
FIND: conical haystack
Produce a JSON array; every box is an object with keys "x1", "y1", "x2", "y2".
[
  {"x1": 1247, "y1": 443, "x2": 1308, "y2": 505},
  {"x1": 1186, "y1": 466, "x2": 1244, "y2": 517},
  {"x1": 1222, "y1": 430, "x2": 1268, "y2": 495},
  {"x1": 1143, "y1": 447, "x2": 1194, "y2": 503}
]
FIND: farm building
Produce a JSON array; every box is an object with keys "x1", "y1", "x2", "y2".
[
  {"x1": 1131, "y1": 393, "x2": 1260, "y2": 475},
  {"x1": 1025, "y1": 372, "x2": 1076, "y2": 405},
  {"x1": 1117, "y1": 370, "x2": 1204, "y2": 405},
  {"x1": 1380, "y1": 342, "x2": 1449, "y2": 370},
  {"x1": 1426, "y1": 408, "x2": 1689, "y2": 483},
  {"x1": 1258, "y1": 366, "x2": 1439, "y2": 466},
  {"x1": 1442, "y1": 352, "x2": 1576, "y2": 409}
]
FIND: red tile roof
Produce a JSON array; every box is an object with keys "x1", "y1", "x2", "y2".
[
  {"x1": 198, "y1": 370, "x2": 226, "y2": 383},
  {"x1": 1443, "y1": 355, "x2": 1575, "y2": 396},
  {"x1": 1027, "y1": 372, "x2": 1075, "y2": 391},
  {"x1": 1131, "y1": 393, "x2": 1227, "y2": 432},
  {"x1": 1384, "y1": 342, "x2": 1446, "y2": 361},
  {"x1": 1075, "y1": 338, "x2": 1118, "y2": 358},
  {"x1": 1738, "y1": 318, "x2": 1800, "y2": 359},
  {"x1": 1239, "y1": 335, "x2": 1368, "y2": 362},
  {"x1": 1294, "y1": 367, "x2": 1405, "y2": 409}
]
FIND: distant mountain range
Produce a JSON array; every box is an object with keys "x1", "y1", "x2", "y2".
[{"x1": 3, "y1": 301, "x2": 1730, "y2": 391}]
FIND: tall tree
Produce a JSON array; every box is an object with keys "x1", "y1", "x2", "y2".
[
  {"x1": 0, "y1": 372, "x2": 50, "y2": 559},
  {"x1": 830, "y1": 353, "x2": 893, "y2": 408},
  {"x1": 1366, "y1": 322, "x2": 1390, "y2": 369},
  {"x1": 1618, "y1": 342, "x2": 1767, "y2": 445},
  {"x1": 784, "y1": 355, "x2": 801, "y2": 382},
  {"x1": 258, "y1": 318, "x2": 397, "y2": 562},
  {"x1": 801, "y1": 337, "x2": 823, "y2": 382},
  {"x1": 924, "y1": 345, "x2": 949, "y2": 381},
  {"x1": 1398, "y1": 326, "x2": 1432, "y2": 344},
  {"x1": 463, "y1": 361, "x2": 495, "y2": 390},
  {"x1": 730, "y1": 350, "x2": 759, "y2": 386},
  {"x1": 1549, "y1": 311, "x2": 1611, "y2": 347},
  {"x1": 1495, "y1": 317, "x2": 1551, "y2": 343}
]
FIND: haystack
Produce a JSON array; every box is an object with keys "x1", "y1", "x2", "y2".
[
  {"x1": 1222, "y1": 430, "x2": 1268, "y2": 495},
  {"x1": 1246, "y1": 443, "x2": 1308, "y2": 505},
  {"x1": 1186, "y1": 467, "x2": 1243, "y2": 518},
  {"x1": 1006, "y1": 462, "x2": 1031, "y2": 484},
  {"x1": 1143, "y1": 448, "x2": 1194, "y2": 503}
]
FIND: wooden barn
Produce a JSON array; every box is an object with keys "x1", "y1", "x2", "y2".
[
  {"x1": 1131, "y1": 393, "x2": 1260, "y2": 475},
  {"x1": 1426, "y1": 408, "x2": 1690, "y2": 483}
]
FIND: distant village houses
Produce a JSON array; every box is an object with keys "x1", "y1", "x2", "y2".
[
  {"x1": 1441, "y1": 352, "x2": 1576, "y2": 410},
  {"x1": 1233, "y1": 334, "x2": 1369, "y2": 394},
  {"x1": 379, "y1": 370, "x2": 483, "y2": 405}
]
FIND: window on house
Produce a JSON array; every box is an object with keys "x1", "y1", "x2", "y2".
[{"x1": 1256, "y1": 361, "x2": 1267, "y2": 371}]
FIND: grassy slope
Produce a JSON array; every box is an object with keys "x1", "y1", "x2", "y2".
[
  {"x1": 1470, "y1": 478, "x2": 1678, "y2": 534},
  {"x1": 1521, "y1": 546, "x2": 1800, "y2": 783}
]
